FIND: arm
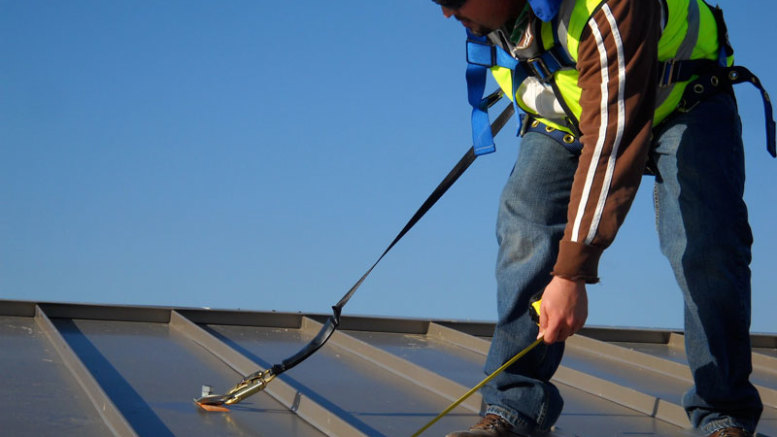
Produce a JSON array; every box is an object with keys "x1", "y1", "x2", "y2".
[{"x1": 540, "y1": 0, "x2": 661, "y2": 343}]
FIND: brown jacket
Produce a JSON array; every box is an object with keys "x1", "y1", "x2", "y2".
[{"x1": 496, "y1": 0, "x2": 662, "y2": 282}]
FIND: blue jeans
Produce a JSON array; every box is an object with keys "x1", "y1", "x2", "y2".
[{"x1": 483, "y1": 92, "x2": 763, "y2": 435}]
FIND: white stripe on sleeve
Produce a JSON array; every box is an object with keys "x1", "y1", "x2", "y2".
[{"x1": 571, "y1": 4, "x2": 626, "y2": 244}]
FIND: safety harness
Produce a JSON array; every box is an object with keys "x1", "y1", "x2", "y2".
[
  {"x1": 466, "y1": 27, "x2": 581, "y2": 155},
  {"x1": 465, "y1": 2, "x2": 776, "y2": 158},
  {"x1": 659, "y1": 3, "x2": 775, "y2": 157}
]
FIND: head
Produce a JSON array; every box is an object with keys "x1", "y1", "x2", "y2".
[{"x1": 434, "y1": 0, "x2": 526, "y2": 36}]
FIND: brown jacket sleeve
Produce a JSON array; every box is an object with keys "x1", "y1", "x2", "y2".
[{"x1": 551, "y1": 0, "x2": 661, "y2": 282}]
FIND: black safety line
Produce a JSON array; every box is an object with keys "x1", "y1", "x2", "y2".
[{"x1": 270, "y1": 102, "x2": 516, "y2": 376}]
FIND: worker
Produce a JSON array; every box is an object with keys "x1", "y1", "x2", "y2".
[{"x1": 431, "y1": 0, "x2": 770, "y2": 436}]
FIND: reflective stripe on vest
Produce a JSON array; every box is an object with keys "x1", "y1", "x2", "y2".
[{"x1": 490, "y1": 0, "x2": 723, "y2": 134}]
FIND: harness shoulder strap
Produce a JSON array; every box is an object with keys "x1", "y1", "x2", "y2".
[
  {"x1": 464, "y1": 27, "x2": 577, "y2": 154},
  {"x1": 465, "y1": 31, "x2": 512, "y2": 155}
]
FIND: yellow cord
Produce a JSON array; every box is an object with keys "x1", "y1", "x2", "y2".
[{"x1": 410, "y1": 336, "x2": 544, "y2": 437}]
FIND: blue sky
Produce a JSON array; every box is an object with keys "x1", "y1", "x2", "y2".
[{"x1": 1, "y1": 1, "x2": 775, "y2": 333}]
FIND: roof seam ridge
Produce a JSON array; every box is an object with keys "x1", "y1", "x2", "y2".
[
  {"x1": 427, "y1": 322, "x2": 491, "y2": 355},
  {"x1": 34, "y1": 305, "x2": 138, "y2": 437},
  {"x1": 553, "y1": 365, "x2": 689, "y2": 428},
  {"x1": 169, "y1": 311, "x2": 369, "y2": 437},
  {"x1": 302, "y1": 317, "x2": 482, "y2": 413},
  {"x1": 569, "y1": 334, "x2": 693, "y2": 381}
]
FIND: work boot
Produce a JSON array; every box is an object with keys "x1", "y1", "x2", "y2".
[
  {"x1": 445, "y1": 414, "x2": 527, "y2": 437},
  {"x1": 707, "y1": 428, "x2": 754, "y2": 437}
]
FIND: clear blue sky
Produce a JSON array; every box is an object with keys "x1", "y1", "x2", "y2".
[{"x1": 1, "y1": 1, "x2": 775, "y2": 333}]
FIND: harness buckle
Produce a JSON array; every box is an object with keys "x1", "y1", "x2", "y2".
[
  {"x1": 659, "y1": 59, "x2": 677, "y2": 87},
  {"x1": 479, "y1": 88, "x2": 505, "y2": 111},
  {"x1": 466, "y1": 38, "x2": 496, "y2": 67},
  {"x1": 526, "y1": 57, "x2": 553, "y2": 83}
]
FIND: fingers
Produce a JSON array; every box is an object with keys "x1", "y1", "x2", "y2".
[
  {"x1": 535, "y1": 277, "x2": 588, "y2": 344},
  {"x1": 537, "y1": 298, "x2": 569, "y2": 343},
  {"x1": 542, "y1": 318, "x2": 568, "y2": 344},
  {"x1": 544, "y1": 326, "x2": 575, "y2": 343},
  {"x1": 539, "y1": 306, "x2": 583, "y2": 343},
  {"x1": 537, "y1": 300, "x2": 549, "y2": 340}
]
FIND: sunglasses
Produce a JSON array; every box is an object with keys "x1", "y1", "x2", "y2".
[{"x1": 433, "y1": 0, "x2": 468, "y2": 9}]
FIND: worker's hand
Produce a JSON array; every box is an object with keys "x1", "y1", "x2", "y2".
[{"x1": 537, "y1": 276, "x2": 588, "y2": 344}]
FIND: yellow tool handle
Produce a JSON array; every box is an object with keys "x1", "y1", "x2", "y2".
[{"x1": 531, "y1": 298, "x2": 542, "y2": 323}]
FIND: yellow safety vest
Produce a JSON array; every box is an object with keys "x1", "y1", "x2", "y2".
[{"x1": 491, "y1": 0, "x2": 729, "y2": 134}]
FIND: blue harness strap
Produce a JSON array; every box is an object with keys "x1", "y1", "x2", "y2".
[
  {"x1": 519, "y1": 113, "x2": 583, "y2": 154},
  {"x1": 465, "y1": 43, "x2": 495, "y2": 155},
  {"x1": 465, "y1": 31, "x2": 517, "y2": 155},
  {"x1": 464, "y1": 29, "x2": 575, "y2": 155}
]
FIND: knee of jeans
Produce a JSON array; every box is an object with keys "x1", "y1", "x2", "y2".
[
  {"x1": 496, "y1": 191, "x2": 567, "y2": 243},
  {"x1": 679, "y1": 233, "x2": 752, "y2": 276},
  {"x1": 496, "y1": 225, "x2": 559, "y2": 271}
]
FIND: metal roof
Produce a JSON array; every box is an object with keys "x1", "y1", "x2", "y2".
[{"x1": 1, "y1": 299, "x2": 775, "y2": 436}]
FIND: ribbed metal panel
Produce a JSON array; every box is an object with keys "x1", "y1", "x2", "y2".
[
  {"x1": 1, "y1": 300, "x2": 774, "y2": 437},
  {"x1": 0, "y1": 315, "x2": 113, "y2": 436}
]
